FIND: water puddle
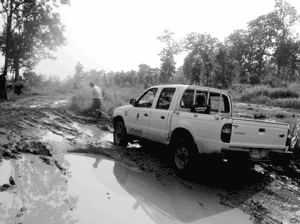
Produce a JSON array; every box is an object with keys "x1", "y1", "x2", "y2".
[
  {"x1": 73, "y1": 123, "x2": 113, "y2": 142},
  {"x1": 0, "y1": 154, "x2": 252, "y2": 224},
  {"x1": 0, "y1": 159, "x2": 13, "y2": 185},
  {"x1": 41, "y1": 131, "x2": 66, "y2": 142},
  {"x1": 50, "y1": 100, "x2": 69, "y2": 108}
]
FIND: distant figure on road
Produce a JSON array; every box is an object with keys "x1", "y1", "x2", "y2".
[{"x1": 89, "y1": 81, "x2": 103, "y2": 118}]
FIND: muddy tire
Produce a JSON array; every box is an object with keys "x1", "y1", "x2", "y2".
[
  {"x1": 114, "y1": 121, "x2": 128, "y2": 147},
  {"x1": 170, "y1": 132, "x2": 198, "y2": 173}
]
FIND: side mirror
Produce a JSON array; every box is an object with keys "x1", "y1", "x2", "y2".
[{"x1": 130, "y1": 99, "x2": 137, "y2": 106}]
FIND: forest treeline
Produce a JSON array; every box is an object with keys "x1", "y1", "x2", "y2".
[{"x1": 7, "y1": 0, "x2": 300, "y2": 91}]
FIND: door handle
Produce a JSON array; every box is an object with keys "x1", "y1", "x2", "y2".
[
  {"x1": 215, "y1": 114, "x2": 223, "y2": 120},
  {"x1": 144, "y1": 113, "x2": 148, "y2": 117},
  {"x1": 161, "y1": 116, "x2": 165, "y2": 119}
]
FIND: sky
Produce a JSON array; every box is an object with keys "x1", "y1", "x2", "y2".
[{"x1": 27, "y1": 0, "x2": 300, "y2": 79}]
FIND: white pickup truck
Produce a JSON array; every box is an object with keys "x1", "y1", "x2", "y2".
[{"x1": 113, "y1": 84, "x2": 294, "y2": 170}]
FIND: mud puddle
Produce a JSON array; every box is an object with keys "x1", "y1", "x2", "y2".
[
  {"x1": 41, "y1": 131, "x2": 66, "y2": 142},
  {"x1": 72, "y1": 122, "x2": 113, "y2": 142},
  {"x1": 0, "y1": 154, "x2": 252, "y2": 224}
]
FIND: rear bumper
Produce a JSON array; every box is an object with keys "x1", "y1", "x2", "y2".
[{"x1": 221, "y1": 149, "x2": 293, "y2": 163}]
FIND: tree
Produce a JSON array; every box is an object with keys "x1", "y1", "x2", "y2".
[
  {"x1": 274, "y1": 39, "x2": 300, "y2": 82},
  {"x1": 245, "y1": 12, "x2": 281, "y2": 82},
  {"x1": 157, "y1": 30, "x2": 180, "y2": 83},
  {"x1": 182, "y1": 52, "x2": 195, "y2": 82},
  {"x1": 214, "y1": 45, "x2": 235, "y2": 88},
  {"x1": 273, "y1": 0, "x2": 300, "y2": 79},
  {"x1": 0, "y1": 0, "x2": 70, "y2": 99},
  {"x1": 137, "y1": 64, "x2": 151, "y2": 84},
  {"x1": 182, "y1": 32, "x2": 219, "y2": 85},
  {"x1": 225, "y1": 29, "x2": 250, "y2": 83},
  {"x1": 190, "y1": 57, "x2": 202, "y2": 85},
  {"x1": 159, "y1": 49, "x2": 176, "y2": 83},
  {"x1": 73, "y1": 62, "x2": 84, "y2": 88},
  {"x1": 23, "y1": 71, "x2": 44, "y2": 87}
]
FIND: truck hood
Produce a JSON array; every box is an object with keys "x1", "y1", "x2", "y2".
[
  {"x1": 115, "y1": 104, "x2": 133, "y2": 111},
  {"x1": 113, "y1": 104, "x2": 133, "y2": 116}
]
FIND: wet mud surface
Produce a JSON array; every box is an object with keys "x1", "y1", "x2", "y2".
[{"x1": 1, "y1": 93, "x2": 300, "y2": 223}]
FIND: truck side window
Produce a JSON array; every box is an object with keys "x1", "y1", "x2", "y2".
[
  {"x1": 220, "y1": 94, "x2": 230, "y2": 114},
  {"x1": 180, "y1": 89, "x2": 194, "y2": 109},
  {"x1": 208, "y1": 92, "x2": 230, "y2": 114},
  {"x1": 136, "y1": 88, "x2": 158, "y2": 108},
  {"x1": 209, "y1": 92, "x2": 221, "y2": 114},
  {"x1": 156, "y1": 88, "x2": 176, "y2": 110},
  {"x1": 191, "y1": 91, "x2": 210, "y2": 114}
]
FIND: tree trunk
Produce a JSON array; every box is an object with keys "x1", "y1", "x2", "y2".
[
  {"x1": 1, "y1": 0, "x2": 13, "y2": 100},
  {"x1": 14, "y1": 57, "x2": 20, "y2": 82},
  {"x1": 0, "y1": 74, "x2": 8, "y2": 100}
]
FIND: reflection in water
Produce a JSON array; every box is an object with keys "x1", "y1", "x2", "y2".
[
  {"x1": 93, "y1": 156, "x2": 102, "y2": 168},
  {"x1": 0, "y1": 159, "x2": 12, "y2": 185},
  {"x1": 112, "y1": 162, "x2": 252, "y2": 224},
  {"x1": 1, "y1": 154, "x2": 253, "y2": 224},
  {"x1": 73, "y1": 123, "x2": 112, "y2": 142},
  {"x1": 0, "y1": 155, "x2": 78, "y2": 224}
]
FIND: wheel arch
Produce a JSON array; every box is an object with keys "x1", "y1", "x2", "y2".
[
  {"x1": 113, "y1": 115, "x2": 125, "y2": 127},
  {"x1": 170, "y1": 128, "x2": 196, "y2": 147}
]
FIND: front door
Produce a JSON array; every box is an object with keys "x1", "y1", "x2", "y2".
[
  {"x1": 126, "y1": 88, "x2": 158, "y2": 139},
  {"x1": 148, "y1": 87, "x2": 176, "y2": 144}
]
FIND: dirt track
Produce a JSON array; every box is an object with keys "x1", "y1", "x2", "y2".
[{"x1": 1, "y1": 92, "x2": 300, "y2": 223}]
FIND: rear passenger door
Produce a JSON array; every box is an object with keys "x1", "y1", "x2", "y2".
[
  {"x1": 148, "y1": 87, "x2": 176, "y2": 144},
  {"x1": 171, "y1": 88, "x2": 230, "y2": 153},
  {"x1": 193, "y1": 90, "x2": 230, "y2": 152}
]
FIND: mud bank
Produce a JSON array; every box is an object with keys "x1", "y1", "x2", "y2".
[{"x1": 1, "y1": 93, "x2": 300, "y2": 223}]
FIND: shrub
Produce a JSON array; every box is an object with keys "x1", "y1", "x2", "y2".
[
  {"x1": 272, "y1": 98, "x2": 300, "y2": 109},
  {"x1": 233, "y1": 83, "x2": 300, "y2": 109},
  {"x1": 239, "y1": 85, "x2": 299, "y2": 102},
  {"x1": 69, "y1": 85, "x2": 144, "y2": 117}
]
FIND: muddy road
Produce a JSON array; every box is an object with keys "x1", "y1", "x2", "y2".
[{"x1": 1, "y1": 93, "x2": 300, "y2": 224}]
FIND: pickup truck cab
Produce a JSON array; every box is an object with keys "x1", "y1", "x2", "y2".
[{"x1": 113, "y1": 84, "x2": 294, "y2": 171}]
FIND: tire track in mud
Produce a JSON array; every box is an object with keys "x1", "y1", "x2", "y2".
[
  {"x1": 229, "y1": 163, "x2": 300, "y2": 224},
  {"x1": 0, "y1": 104, "x2": 114, "y2": 159}
]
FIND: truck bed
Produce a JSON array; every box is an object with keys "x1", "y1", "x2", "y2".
[{"x1": 229, "y1": 117, "x2": 289, "y2": 151}]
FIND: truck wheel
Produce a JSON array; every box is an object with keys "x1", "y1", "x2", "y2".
[
  {"x1": 114, "y1": 121, "x2": 128, "y2": 147},
  {"x1": 171, "y1": 134, "x2": 197, "y2": 172}
]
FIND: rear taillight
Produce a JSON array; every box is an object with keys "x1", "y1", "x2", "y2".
[
  {"x1": 286, "y1": 128, "x2": 291, "y2": 147},
  {"x1": 221, "y1": 124, "x2": 232, "y2": 143}
]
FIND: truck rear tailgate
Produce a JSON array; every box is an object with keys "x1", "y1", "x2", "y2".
[{"x1": 230, "y1": 118, "x2": 289, "y2": 150}]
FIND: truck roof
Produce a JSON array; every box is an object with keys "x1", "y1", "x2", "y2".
[{"x1": 150, "y1": 84, "x2": 230, "y2": 94}]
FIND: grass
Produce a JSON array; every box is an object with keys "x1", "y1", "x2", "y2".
[
  {"x1": 69, "y1": 84, "x2": 144, "y2": 117},
  {"x1": 232, "y1": 84, "x2": 300, "y2": 109},
  {"x1": 68, "y1": 82, "x2": 300, "y2": 118}
]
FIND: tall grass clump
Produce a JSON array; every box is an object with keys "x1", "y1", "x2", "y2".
[
  {"x1": 239, "y1": 85, "x2": 299, "y2": 102},
  {"x1": 236, "y1": 83, "x2": 300, "y2": 109},
  {"x1": 69, "y1": 92, "x2": 91, "y2": 112},
  {"x1": 271, "y1": 98, "x2": 300, "y2": 109},
  {"x1": 69, "y1": 84, "x2": 144, "y2": 117}
]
